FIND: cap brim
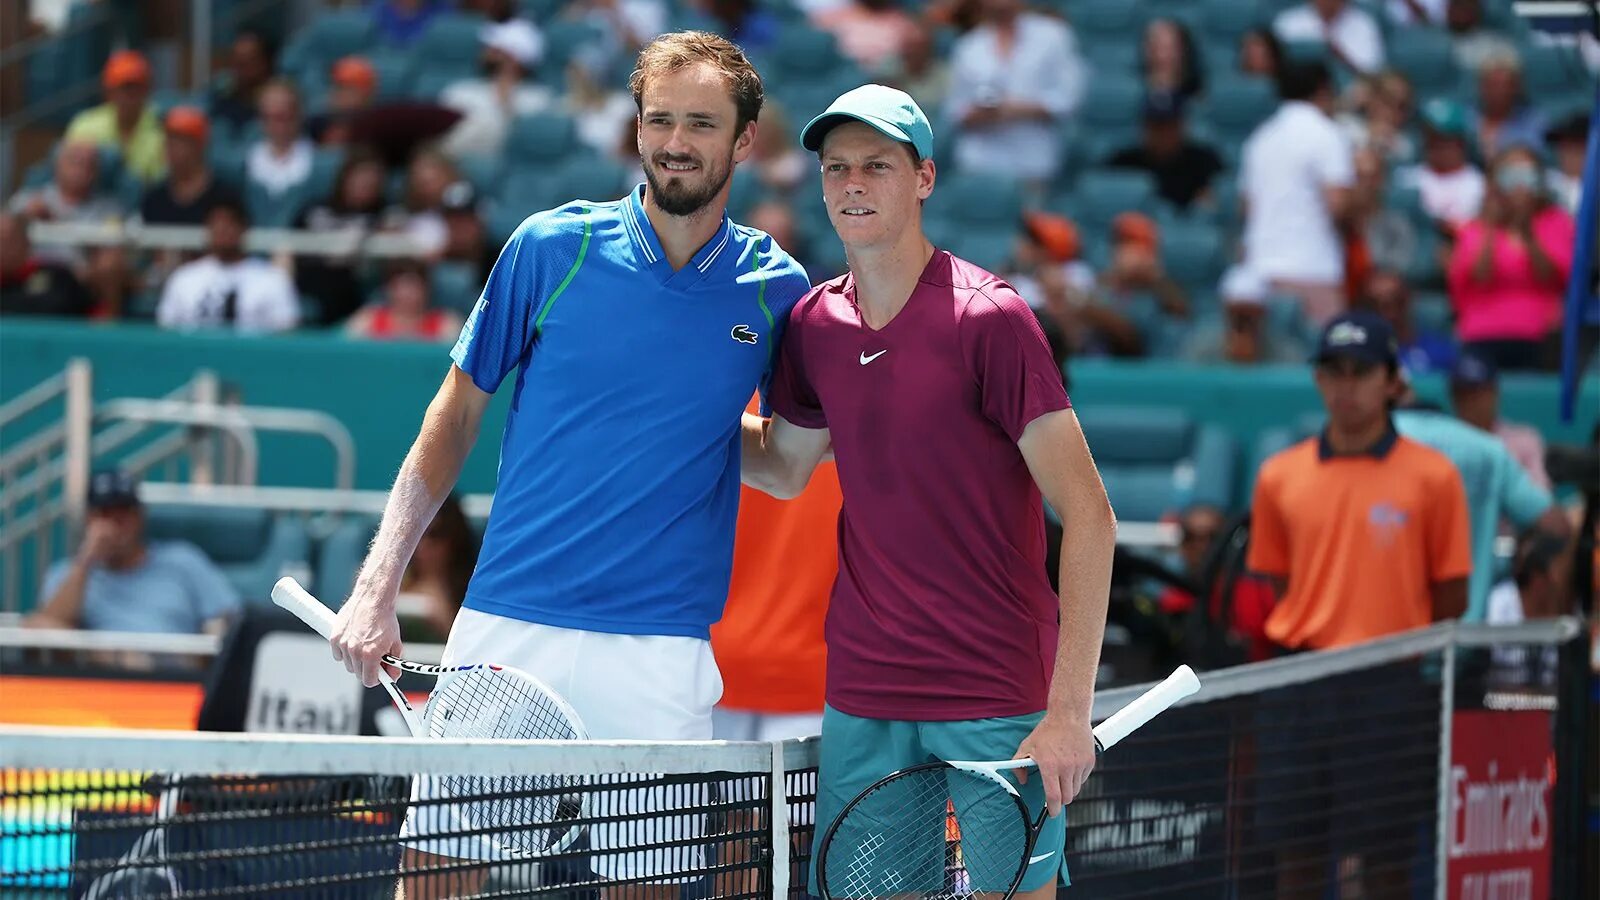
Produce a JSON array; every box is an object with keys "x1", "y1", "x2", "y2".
[
  {"x1": 1314, "y1": 348, "x2": 1390, "y2": 366},
  {"x1": 801, "y1": 110, "x2": 915, "y2": 154}
]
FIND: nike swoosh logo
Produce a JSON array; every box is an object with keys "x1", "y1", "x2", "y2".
[
  {"x1": 859, "y1": 350, "x2": 887, "y2": 365},
  {"x1": 1029, "y1": 850, "x2": 1057, "y2": 865}
]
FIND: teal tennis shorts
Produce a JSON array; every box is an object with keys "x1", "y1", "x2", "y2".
[{"x1": 811, "y1": 705, "x2": 1070, "y2": 894}]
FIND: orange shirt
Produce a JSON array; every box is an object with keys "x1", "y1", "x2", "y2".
[
  {"x1": 710, "y1": 398, "x2": 841, "y2": 713},
  {"x1": 1247, "y1": 431, "x2": 1472, "y2": 652}
]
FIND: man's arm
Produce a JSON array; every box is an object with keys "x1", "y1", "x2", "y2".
[
  {"x1": 24, "y1": 521, "x2": 116, "y2": 629},
  {"x1": 740, "y1": 413, "x2": 832, "y2": 500},
  {"x1": 1013, "y1": 408, "x2": 1117, "y2": 814},
  {"x1": 1431, "y1": 578, "x2": 1468, "y2": 621},
  {"x1": 332, "y1": 365, "x2": 492, "y2": 686}
]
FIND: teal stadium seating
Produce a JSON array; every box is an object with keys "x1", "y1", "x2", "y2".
[
  {"x1": 1074, "y1": 406, "x2": 1239, "y2": 519},
  {"x1": 143, "y1": 504, "x2": 312, "y2": 605}
]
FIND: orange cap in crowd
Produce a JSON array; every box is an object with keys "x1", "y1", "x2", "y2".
[
  {"x1": 102, "y1": 50, "x2": 151, "y2": 90},
  {"x1": 163, "y1": 106, "x2": 210, "y2": 144},
  {"x1": 331, "y1": 56, "x2": 377, "y2": 91},
  {"x1": 1023, "y1": 212, "x2": 1081, "y2": 263},
  {"x1": 1112, "y1": 211, "x2": 1161, "y2": 250}
]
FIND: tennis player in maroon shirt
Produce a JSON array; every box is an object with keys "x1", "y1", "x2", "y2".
[{"x1": 740, "y1": 84, "x2": 1116, "y2": 894}]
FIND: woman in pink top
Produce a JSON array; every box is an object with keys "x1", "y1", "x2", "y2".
[{"x1": 1447, "y1": 145, "x2": 1576, "y2": 371}]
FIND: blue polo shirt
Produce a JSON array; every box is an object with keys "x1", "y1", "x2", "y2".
[
  {"x1": 1394, "y1": 409, "x2": 1553, "y2": 622},
  {"x1": 451, "y1": 185, "x2": 810, "y2": 638}
]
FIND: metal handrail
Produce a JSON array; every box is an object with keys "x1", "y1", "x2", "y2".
[
  {"x1": 94, "y1": 400, "x2": 263, "y2": 487},
  {"x1": 28, "y1": 220, "x2": 427, "y2": 259}
]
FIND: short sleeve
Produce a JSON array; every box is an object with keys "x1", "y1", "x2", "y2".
[
  {"x1": 170, "y1": 542, "x2": 243, "y2": 623},
  {"x1": 1426, "y1": 462, "x2": 1474, "y2": 583},
  {"x1": 1246, "y1": 459, "x2": 1291, "y2": 577},
  {"x1": 39, "y1": 559, "x2": 71, "y2": 602},
  {"x1": 1499, "y1": 449, "x2": 1553, "y2": 529},
  {"x1": 768, "y1": 300, "x2": 827, "y2": 429},
  {"x1": 959, "y1": 286, "x2": 1071, "y2": 443},
  {"x1": 756, "y1": 253, "x2": 812, "y2": 417},
  {"x1": 450, "y1": 210, "x2": 570, "y2": 393},
  {"x1": 1315, "y1": 123, "x2": 1356, "y2": 189}
]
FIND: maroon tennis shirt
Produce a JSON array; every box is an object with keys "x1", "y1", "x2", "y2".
[{"x1": 768, "y1": 250, "x2": 1071, "y2": 721}]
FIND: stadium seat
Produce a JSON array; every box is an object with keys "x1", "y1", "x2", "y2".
[
  {"x1": 144, "y1": 504, "x2": 312, "y2": 605},
  {"x1": 1197, "y1": 76, "x2": 1278, "y2": 144},
  {"x1": 314, "y1": 515, "x2": 378, "y2": 602},
  {"x1": 927, "y1": 171, "x2": 1025, "y2": 229},
  {"x1": 430, "y1": 261, "x2": 481, "y2": 316},
  {"x1": 367, "y1": 50, "x2": 418, "y2": 101},
  {"x1": 454, "y1": 155, "x2": 504, "y2": 197},
  {"x1": 1387, "y1": 27, "x2": 1459, "y2": 96},
  {"x1": 950, "y1": 231, "x2": 1019, "y2": 274},
  {"x1": 1070, "y1": 0, "x2": 1149, "y2": 47},
  {"x1": 1201, "y1": 0, "x2": 1264, "y2": 44},
  {"x1": 1077, "y1": 76, "x2": 1146, "y2": 144},
  {"x1": 415, "y1": 14, "x2": 489, "y2": 75},
  {"x1": 1411, "y1": 290, "x2": 1455, "y2": 337},
  {"x1": 537, "y1": 20, "x2": 609, "y2": 88},
  {"x1": 1074, "y1": 406, "x2": 1238, "y2": 520},
  {"x1": 305, "y1": 10, "x2": 375, "y2": 61},
  {"x1": 1071, "y1": 169, "x2": 1158, "y2": 230},
  {"x1": 1158, "y1": 220, "x2": 1226, "y2": 292},
  {"x1": 506, "y1": 112, "x2": 579, "y2": 165},
  {"x1": 1520, "y1": 43, "x2": 1595, "y2": 96},
  {"x1": 769, "y1": 27, "x2": 847, "y2": 79},
  {"x1": 559, "y1": 157, "x2": 628, "y2": 204}
]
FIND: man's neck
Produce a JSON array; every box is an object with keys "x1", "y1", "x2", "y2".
[
  {"x1": 106, "y1": 545, "x2": 148, "y2": 572},
  {"x1": 213, "y1": 250, "x2": 244, "y2": 265},
  {"x1": 642, "y1": 191, "x2": 725, "y2": 272},
  {"x1": 1325, "y1": 415, "x2": 1390, "y2": 455},
  {"x1": 848, "y1": 230, "x2": 934, "y2": 329},
  {"x1": 169, "y1": 168, "x2": 209, "y2": 200}
]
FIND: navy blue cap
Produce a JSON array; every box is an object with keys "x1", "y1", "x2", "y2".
[
  {"x1": 1450, "y1": 351, "x2": 1499, "y2": 388},
  {"x1": 1314, "y1": 311, "x2": 1398, "y2": 367},
  {"x1": 1142, "y1": 90, "x2": 1186, "y2": 122},
  {"x1": 87, "y1": 469, "x2": 140, "y2": 509}
]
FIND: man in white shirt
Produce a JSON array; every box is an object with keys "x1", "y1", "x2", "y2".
[
  {"x1": 439, "y1": 19, "x2": 553, "y2": 160},
  {"x1": 1274, "y1": 0, "x2": 1386, "y2": 75},
  {"x1": 1239, "y1": 60, "x2": 1355, "y2": 326},
  {"x1": 943, "y1": 0, "x2": 1085, "y2": 186},
  {"x1": 156, "y1": 198, "x2": 299, "y2": 333},
  {"x1": 246, "y1": 80, "x2": 314, "y2": 202}
]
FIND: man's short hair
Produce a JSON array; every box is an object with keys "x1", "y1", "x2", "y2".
[
  {"x1": 208, "y1": 196, "x2": 250, "y2": 228},
  {"x1": 1277, "y1": 60, "x2": 1333, "y2": 103},
  {"x1": 629, "y1": 31, "x2": 764, "y2": 132}
]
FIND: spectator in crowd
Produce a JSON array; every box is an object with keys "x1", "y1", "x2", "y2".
[
  {"x1": 1006, "y1": 210, "x2": 1095, "y2": 325},
  {"x1": 1395, "y1": 372, "x2": 1568, "y2": 621},
  {"x1": 26, "y1": 470, "x2": 241, "y2": 636},
  {"x1": 346, "y1": 259, "x2": 461, "y2": 342},
  {"x1": 1181, "y1": 265, "x2": 1308, "y2": 365},
  {"x1": 1545, "y1": 111, "x2": 1589, "y2": 215},
  {"x1": 1156, "y1": 503, "x2": 1277, "y2": 662},
  {"x1": 1473, "y1": 52, "x2": 1547, "y2": 160},
  {"x1": 438, "y1": 181, "x2": 497, "y2": 283},
  {"x1": 1445, "y1": 0, "x2": 1519, "y2": 73},
  {"x1": 1447, "y1": 144, "x2": 1575, "y2": 371},
  {"x1": 311, "y1": 56, "x2": 380, "y2": 147},
  {"x1": 1248, "y1": 311, "x2": 1469, "y2": 898},
  {"x1": 440, "y1": 19, "x2": 553, "y2": 160},
  {"x1": 1273, "y1": 0, "x2": 1386, "y2": 75},
  {"x1": 1490, "y1": 531, "x2": 1573, "y2": 628},
  {"x1": 1238, "y1": 26, "x2": 1285, "y2": 81},
  {"x1": 1449, "y1": 351, "x2": 1552, "y2": 490},
  {"x1": 140, "y1": 106, "x2": 240, "y2": 227},
  {"x1": 372, "y1": 0, "x2": 449, "y2": 48},
  {"x1": 944, "y1": 0, "x2": 1085, "y2": 186},
  {"x1": 0, "y1": 212, "x2": 93, "y2": 317},
  {"x1": 685, "y1": 1, "x2": 780, "y2": 56},
  {"x1": 1400, "y1": 98, "x2": 1485, "y2": 237},
  {"x1": 210, "y1": 28, "x2": 277, "y2": 132},
  {"x1": 1107, "y1": 91, "x2": 1224, "y2": 212},
  {"x1": 246, "y1": 81, "x2": 315, "y2": 205},
  {"x1": 64, "y1": 51, "x2": 165, "y2": 184},
  {"x1": 1338, "y1": 70, "x2": 1416, "y2": 165},
  {"x1": 1362, "y1": 268, "x2": 1457, "y2": 375},
  {"x1": 8, "y1": 140, "x2": 128, "y2": 302},
  {"x1": 748, "y1": 103, "x2": 811, "y2": 197},
  {"x1": 1140, "y1": 18, "x2": 1204, "y2": 104},
  {"x1": 156, "y1": 199, "x2": 299, "y2": 333},
  {"x1": 1240, "y1": 60, "x2": 1355, "y2": 326},
  {"x1": 812, "y1": 0, "x2": 919, "y2": 78},
  {"x1": 1384, "y1": 0, "x2": 1447, "y2": 26},
  {"x1": 393, "y1": 495, "x2": 479, "y2": 643},
  {"x1": 1346, "y1": 146, "x2": 1418, "y2": 297},
  {"x1": 889, "y1": 21, "x2": 950, "y2": 113},
  {"x1": 1089, "y1": 212, "x2": 1190, "y2": 356},
  {"x1": 567, "y1": 0, "x2": 668, "y2": 73},
  {"x1": 291, "y1": 149, "x2": 390, "y2": 325},
  {"x1": 564, "y1": 55, "x2": 638, "y2": 161},
  {"x1": 385, "y1": 150, "x2": 460, "y2": 257}
]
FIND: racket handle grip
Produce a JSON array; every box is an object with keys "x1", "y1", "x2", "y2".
[{"x1": 271, "y1": 576, "x2": 338, "y2": 640}]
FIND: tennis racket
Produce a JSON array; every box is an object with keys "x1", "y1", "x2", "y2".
[
  {"x1": 815, "y1": 665, "x2": 1202, "y2": 900},
  {"x1": 270, "y1": 576, "x2": 590, "y2": 858}
]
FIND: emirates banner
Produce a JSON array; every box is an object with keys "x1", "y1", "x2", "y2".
[{"x1": 1447, "y1": 710, "x2": 1553, "y2": 900}]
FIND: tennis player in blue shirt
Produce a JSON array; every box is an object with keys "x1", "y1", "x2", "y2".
[{"x1": 328, "y1": 32, "x2": 809, "y2": 898}]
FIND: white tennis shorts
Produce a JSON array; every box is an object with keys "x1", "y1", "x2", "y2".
[{"x1": 400, "y1": 608, "x2": 724, "y2": 882}]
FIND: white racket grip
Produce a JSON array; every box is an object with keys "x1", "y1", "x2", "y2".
[
  {"x1": 271, "y1": 577, "x2": 338, "y2": 639},
  {"x1": 1092, "y1": 664, "x2": 1201, "y2": 751}
]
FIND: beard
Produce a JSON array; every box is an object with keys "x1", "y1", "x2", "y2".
[{"x1": 643, "y1": 149, "x2": 733, "y2": 217}]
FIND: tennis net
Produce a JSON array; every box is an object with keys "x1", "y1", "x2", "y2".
[{"x1": 1, "y1": 619, "x2": 1588, "y2": 899}]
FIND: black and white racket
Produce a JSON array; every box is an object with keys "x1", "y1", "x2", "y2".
[
  {"x1": 271, "y1": 576, "x2": 590, "y2": 857},
  {"x1": 815, "y1": 665, "x2": 1202, "y2": 900}
]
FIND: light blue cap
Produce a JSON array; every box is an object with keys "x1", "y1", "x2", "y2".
[{"x1": 799, "y1": 84, "x2": 934, "y2": 160}]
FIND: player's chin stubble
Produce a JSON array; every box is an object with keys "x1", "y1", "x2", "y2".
[{"x1": 645, "y1": 153, "x2": 732, "y2": 218}]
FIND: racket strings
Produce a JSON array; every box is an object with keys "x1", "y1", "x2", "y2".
[
  {"x1": 420, "y1": 668, "x2": 585, "y2": 857},
  {"x1": 825, "y1": 769, "x2": 1031, "y2": 900}
]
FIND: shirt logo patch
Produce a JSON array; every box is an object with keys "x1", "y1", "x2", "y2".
[
  {"x1": 1368, "y1": 502, "x2": 1410, "y2": 548},
  {"x1": 859, "y1": 349, "x2": 887, "y2": 365},
  {"x1": 730, "y1": 324, "x2": 759, "y2": 345}
]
